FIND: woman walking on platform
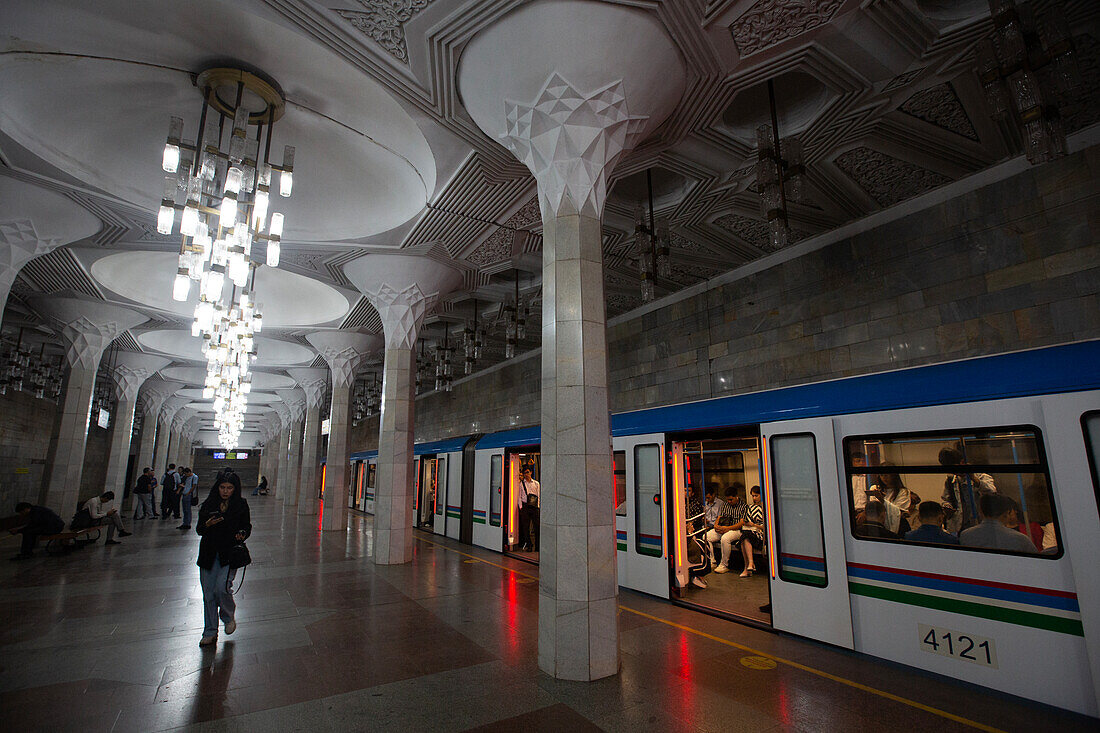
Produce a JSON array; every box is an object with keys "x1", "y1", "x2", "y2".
[{"x1": 196, "y1": 473, "x2": 251, "y2": 647}]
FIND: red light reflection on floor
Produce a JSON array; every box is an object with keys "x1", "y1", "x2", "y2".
[
  {"x1": 503, "y1": 573, "x2": 520, "y2": 660},
  {"x1": 317, "y1": 499, "x2": 324, "y2": 532},
  {"x1": 776, "y1": 683, "x2": 793, "y2": 727},
  {"x1": 671, "y1": 632, "x2": 696, "y2": 722}
]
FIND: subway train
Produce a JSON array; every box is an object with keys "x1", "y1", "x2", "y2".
[{"x1": 341, "y1": 340, "x2": 1100, "y2": 716}]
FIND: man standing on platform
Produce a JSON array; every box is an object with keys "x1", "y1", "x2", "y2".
[
  {"x1": 177, "y1": 467, "x2": 197, "y2": 530},
  {"x1": 160, "y1": 464, "x2": 179, "y2": 521}
]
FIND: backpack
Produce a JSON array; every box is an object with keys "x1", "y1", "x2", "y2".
[
  {"x1": 70, "y1": 505, "x2": 92, "y2": 530},
  {"x1": 162, "y1": 471, "x2": 176, "y2": 491}
]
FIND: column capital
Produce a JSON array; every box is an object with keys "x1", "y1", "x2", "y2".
[
  {"x1": 342, "y1": 254, "x2": 463, "y2": 352},
  {"x1": 162, "y1": 395, "x2": 190, "y2": 424},
  {"x1": 288, "y1": 367, "x2": 329, "y2": 408},
  {"x1": 502, "y1": 73, "x2": 646, "y2": 220},
  {"x1": 138, "y1": 379, "x2": 180, "y2": 418},
  {"x1": 276, "y1": 388, "x2": 306, "y2": 423},
  {"x1": 31, "y1": 297, "x2": 147, "y2": 370},
  {"x1": 109, "y1": 353, "x2": 170, "y2": 402},
  {"x1": 306, "y1": 331, "x2": 381, "y2": 387}
]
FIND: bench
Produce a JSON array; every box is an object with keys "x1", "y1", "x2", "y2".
[{"x1": 39, "y1": 527, "x2": 102, "y2": 555}]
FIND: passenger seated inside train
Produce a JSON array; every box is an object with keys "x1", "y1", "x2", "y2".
[
  {"x1": 708, "y1": 486, "x2": 746, "y2": 574},
  {"x1": 855, "y1": 500, "x2": 894, "y2": 539},
  {"x1": 938, "y1": 446, "x2": 997, "y2": 535},
  {"x1": 959, "y1": 494, "x2": 1038, "y2": 553},
  {"x1": 867, "y1": 463, "x2": 912, "y2": 535},
  {"x1": 904, "y1": 501, "x2": 959, "y2": 545}
]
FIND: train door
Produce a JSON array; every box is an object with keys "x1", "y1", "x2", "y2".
[
  {"x1": 614, "y1": 433, "x2": 669, "y2": 599},
  {"x1": 471, "y1": 446, "x2": 504, "y2": 551},
  {"x1": 503, "y1": 449, "x2": 540, "y2": 563},
  {"x1": 364, "y1": 459, "x2": 376, "y2": 514},
  {"x1": 761, "y1": 418, "x2": 854, "y2": 649},
  {"x1": 351, "y1": 461, "x2": 363, "y2": 510},
  {"x1": 668, "y1": 433, "x2": 769, "y2": 622},
  {"x1": 429, "y1": 453, "x2": 450, "y2": 537},
  {"x1": 416, "y1": 456, "x2": 441, "y2": 530}
]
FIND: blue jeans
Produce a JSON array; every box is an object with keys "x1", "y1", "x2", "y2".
[
  {"x1": 181, "y1": 495, "x2": 193, "y2": 526},
  {"x1": 199, "y1": 556, "x2": 237, "y2": 638}
]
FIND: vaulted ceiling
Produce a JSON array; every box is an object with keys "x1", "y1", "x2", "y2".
[{"x1": 2, "y1": 0, "x2": 1098, "y2": 445}]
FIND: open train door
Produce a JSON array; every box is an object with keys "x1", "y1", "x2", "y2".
[{"x1": 761, "y1": 418, "x2": 854, "y2": 649}]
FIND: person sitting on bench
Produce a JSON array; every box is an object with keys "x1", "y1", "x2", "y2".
[
  {"x1": 9, "y1": 502, "x2": 65, "y2": 560},
  {"x1": 83, "y1": 491, "x2": 131, "y2": 546}
]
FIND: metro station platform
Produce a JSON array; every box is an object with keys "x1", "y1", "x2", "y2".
[{"x1": 0, "y1": 497, "x2": 1091, "y2": 732}]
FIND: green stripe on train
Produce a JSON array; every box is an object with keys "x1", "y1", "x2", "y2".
[
  {"x1": 849, "y1": 581, "x2": 1084, "y2": 636},
  {"x1": 446, "y1": 512, "x2": 461, "y2": 519},
  {"x1": 780, "y1": 569, "x2": 827, "y2": 587},
  {"x1": 472, "y1": 517, "x2": 486, "y2": 524},
  {"x1": 616, "y1": 542, "x2": 627, "y2": 552}
]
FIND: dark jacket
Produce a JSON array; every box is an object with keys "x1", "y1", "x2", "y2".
[
  {"x1": 23, "y1": 505, "x2": 64, "y2": 535},
  {"x1": 196, "y1": 495, "x2": 251, "y2": 569},
  {"x1": 134, "y1": 474, "x2": 154, "y2": 494}
]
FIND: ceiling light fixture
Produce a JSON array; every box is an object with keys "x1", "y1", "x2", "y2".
[
  {"x1": 975, "y1": 0, "x2": 1082, "y2": 165},
  {"x1": 634, "y1": 169, "x2": 670, "y2": 303},
  {"x1": 157, "y1": 66, "x2": 296, "y2": 448},
  {"x1": 755, "y1": 80, "x2": 805, "y2": 252}
]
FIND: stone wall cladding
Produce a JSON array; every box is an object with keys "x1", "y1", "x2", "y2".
[
  {"x1": 355, "y1": 145, "x2": 1100, "y2": 448},
  {"x1": 0, "y1": 390, "x2": 58, "y2": 511}
]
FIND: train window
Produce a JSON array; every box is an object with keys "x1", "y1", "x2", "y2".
[
  {"x1": 843, "y1": 426, "x2": 1060, "y2": 557},
  {"x1": 1082, "y1": 412, "x2": 1100, "y2": 523},
  {"x1": 634, "y1": 444, "x2": 663, "y2": 557},
  {"x1": 489, "y1": 454, "x2": 502, "y2": 526},
  {"x1": 435, "y1": 457, "x2": 446, "y2": 516},
  {"x1": 682, "y1": 439, "x2": 749, "y2": 499},
  {"x1": 367, "y1": 463, "x2": 376, "y2": 489},
  {"x1": 614, "y1": 451, "x2": 627, "y2": 516},
  {"x1": 771, "y1": 434, "x2": 828, "y2": 587}
]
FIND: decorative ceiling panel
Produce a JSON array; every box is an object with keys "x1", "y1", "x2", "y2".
[
  {"x1": 833, "y1": 146, "x2": 953, "y2": 208},
  {"x1": 898, "y1": 83, "x2": 979, "y2": 141}
]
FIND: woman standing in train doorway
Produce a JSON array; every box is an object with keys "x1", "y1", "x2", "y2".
[{"x1": 196, "y1": 473, "x2": 251, "y2": 647}]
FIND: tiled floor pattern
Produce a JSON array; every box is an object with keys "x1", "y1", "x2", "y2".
[{"x1": 0, "y1": 497, "x2": 1091, "y2": 732}]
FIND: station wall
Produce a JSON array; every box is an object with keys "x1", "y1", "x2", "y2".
[{"x1": 358, "y1": 142, "x2": 1099, "y2": 450}]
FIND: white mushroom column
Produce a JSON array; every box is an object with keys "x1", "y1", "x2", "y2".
[
  {"x1": 344, "y1": 255, "x2": 462, "y2": 564},
  {"x1": 154, "y1": 396, "x2": 189, "y2": 475},
  {"x1": 270, "y1": 402, "x2": 291, "y2": 496},
  {"x1": 289, "y1": 367, "x2": 328, "y2": 516},
  {"x1": 0, "y1": 178, "x2": 98, "y2": 331},
  {"x1": 103, "y1": 353, "x2": 169, "y2": 493},
  {"x1": 307, "y1": 331, "x2": 381, "y2": 531},
  {"x1": 31, "y1": 297, "x2": 147, "y2": 511},
  {"x1": 457, "y1": 0, "x2": 686, "y2": 680},
  {"x1": 135, "y1": 380, "x2": 176, "y2": 474},
  {"x1": 277, "y1": 388, "x2": 306, "y2": 511}
]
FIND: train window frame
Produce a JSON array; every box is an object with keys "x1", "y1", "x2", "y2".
[
  {"x1": 489, "y1": 454, "x2": 503, "y2": 527},
  {"x1": 633, "y1": 443, "x2": 663, "y2": 558},
  {"x1": 769, "y1": 433, "x2": 829, "y2": 588},
  {"x1": 842, "y1": 424, "x2": 1062, "y2": 560},
  {"x1": 1082, "y1": 411, "x2": 1100, "y2": 526},
  {"x1": 614, "y1": 450, "x2": 627, "y2": 517},
  {"x1": 435, "y1": 457, "x2": 446, "y2": 516}
]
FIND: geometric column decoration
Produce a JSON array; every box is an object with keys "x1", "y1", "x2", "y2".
[
  {"x1": 0, "y1": 177, "x2": 99, "y2": 332},
  {"x1": 344, "y1": 254, "x2": 462, "y2": 564},
  {"x1": 276, "y1": 388, "x2": 306, "y2": 512},
  {"x1": 270, "y1": 401, "x2": 291, "y2": 498},
  {"x1": 155, "y1": 395, "x2": 189, "y2": 478},
  {"x1": 30, "y1": 297, "x2": 147, "y2": 513},
  {"x1": 306, "y1": 331, "x2": 382, "y2": 532},
  {"x1": 102, "y1": 352, "x2": 169, "y2": 494},
  {"x1": 289, "y1": 367, "x2": 329, "y2": 517},
  {"x1": 458, "y1": 0, "x2": 685, "y2": 678}
]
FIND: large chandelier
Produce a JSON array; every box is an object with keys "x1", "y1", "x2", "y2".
[
  {"x1": 755, "y1": 80, "x2": 805, "y2": 252},
  {"x1": 975, "y1": 0, "x2": 1082, "y2": 165},
  {"x1": 157, "y1": 67, "x2": 297, "y2": 448}
]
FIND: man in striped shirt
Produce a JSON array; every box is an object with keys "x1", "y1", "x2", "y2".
[{"x1": 709, "y1": 486, "x2": 748, "y2": 573}]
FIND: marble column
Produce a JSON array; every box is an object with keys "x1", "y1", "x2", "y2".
[
  {"x1": 459, "y1": 5, "x2": 685, "y2": 674},
  {"x1": 102, "y1": 353, "x2": 169, "y2": 494},
  {"x1": 32, "y1": 297, "x2": 146, "y2": 512},
  {"x1": 270, "y1": 403, "x2": 290, "y2": 497},
  {"x1": 289, "y1": 368, "x2": 328, "y2": 517},
  {"x1": 155, "y1": 396, "x2": 188, "y2": 474},
  {"x1": 135, "y1": 381, "x2": 176, "y2": 475},
  {"x1": 307, "y1": 331, "x2": 380, "y2": 532},
  {"x1": 344, "y1": 255, "x2": 462, "y2": 564},
  {"x1": 276, "y1": 389, "x2": 306, "y2": 511}
]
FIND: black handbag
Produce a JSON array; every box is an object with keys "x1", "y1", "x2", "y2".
[{"x1": 227, "y1": 541, "x2": 251, "y2": 569}]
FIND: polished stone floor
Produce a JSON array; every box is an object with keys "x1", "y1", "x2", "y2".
[{"x1": 0, "y1": 496, "x2": 1091, "y2": 732}]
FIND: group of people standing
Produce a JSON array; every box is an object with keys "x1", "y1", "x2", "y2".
[{"x1": 132, "y1": 463, "x2": 198, "y2": 529}]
